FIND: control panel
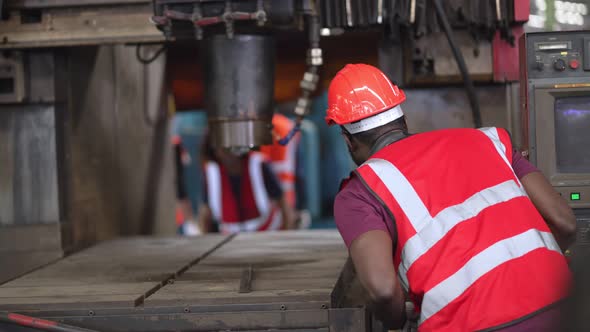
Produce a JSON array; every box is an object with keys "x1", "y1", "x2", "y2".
[
  {"x1": 557, "y1": 187, "x2": 590, "y2": 209},
  {"x1": 574, "y1": 210, "x2": 590, "y2": 248},
  {"x1": 525, "y1": 31, "x2": 590, "y2": 79},
  {"x1": 567, "y1": 211, "x2": 590, "y2": 258}
]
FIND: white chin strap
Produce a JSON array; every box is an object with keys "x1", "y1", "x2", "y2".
[{"x1": 342, "y1": 105, "x2": 404, "y2": 134}]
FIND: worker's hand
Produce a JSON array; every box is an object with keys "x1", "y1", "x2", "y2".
[
  {"x1": 277, "y1": 197, "x2": 299, "y2": 230},
  {"x1": 520, "y1": 172, "x2": 577, "y2": 250},
  {"x1": 282, "y1": 209, "x2": 299, "y2": 230}
]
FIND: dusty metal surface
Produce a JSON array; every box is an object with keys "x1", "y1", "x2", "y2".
[
  {"x1": 0, "y1": 224, "x2": 63, "y2": 285},
  {"x1": 0, "y1": 231, "x2": 366, "y2": 331},
  {"x1": 202, "y1": 34, "x2": 275, "y2": 149},
  {"x1": 143, "y1": 231, "x2": 347, "y2": 306},
  {"x1": 0, "y1": 235, "x2": 229, "y2": 310}
]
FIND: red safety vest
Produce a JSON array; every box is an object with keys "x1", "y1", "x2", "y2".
[
  {"x1": 354, "y1": 127, "x2": 571, "y2": 331},
  {"x1": 204, "y1": 152, "x2": 282, "y2": 234}
]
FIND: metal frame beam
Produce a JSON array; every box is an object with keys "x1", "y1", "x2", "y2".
[{"x1": 0, "y1": 2, "x2": 163, "y2": 49}]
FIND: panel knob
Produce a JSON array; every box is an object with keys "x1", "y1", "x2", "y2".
[
  {"x1": 569, "y1": 59, "x2": 580, "y2": 69},
  {"x1": 554, "y1": 58, "x2": 566, "y2": 71}
]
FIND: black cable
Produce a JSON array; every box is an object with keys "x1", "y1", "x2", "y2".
[
  {"x1": 136, "y1": 44, "x2": 168, "y2": 127},
  {"x1": 431, "y1": 0, "x2": 482, "y2": 128},
  {"x1": 135, "y1": 44, "x2": 167, "y2": 65}
]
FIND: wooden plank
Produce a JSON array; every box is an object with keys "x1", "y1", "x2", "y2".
[
  {"x1": 145, "y1": 288, "x2": 334, "y2": 306},
  {"x1": 0, "y1": 231, "x2": 348, "y2": 312},
  {"x1": 5, "y1": 236, "x2": 227, "y2": 285},
  {"x1": 54, "y1": 309, "x2": 331, "y2": 332},
  {"x1": 239, "y1": 265, "x2": 253, "y2": 293},
  {"x1": 145, "y1": 230, "x2": 348, "y2": 307},
  {"x1": 148, "y1": 277, "x2": 341, "y2": 294},
  {"x1": 180, "y1": 267, "x2": 344, "y2": 281},
  {"x1": 0, "y1": 294, "x2": 135, "y2": 310},
  {"x1": 0, "y1": 250, "x2": 62, "y2": 285},
  {"x1": 0, "y1": 283, "x2": 155, "y2": 298},
  {"x1": 0, "y1": 235, "x2": 230, "y2": 307}
]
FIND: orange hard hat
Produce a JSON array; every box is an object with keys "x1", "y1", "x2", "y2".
[{"x1": 325, "y1": 64, "x2": 406, "y2": 131}]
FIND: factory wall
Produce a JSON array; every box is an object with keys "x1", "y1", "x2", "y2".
[
  {"x1": 0, "y1": 45, "x2": 176, "y2": 282},
  {"x1": 0, "y1": 52, "x2": 65, "y2": 283},
  {"x1": 61, "y1": 45, "x2": 177, "y2": 249}
]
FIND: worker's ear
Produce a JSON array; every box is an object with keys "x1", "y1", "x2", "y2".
[{"x1": 342, "y1": 130, "x2": 355, "y2": 151}]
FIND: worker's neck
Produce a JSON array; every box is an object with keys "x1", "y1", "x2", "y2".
[{"x1": 369, "y1": 130, "x2": 408, "y2": 156}]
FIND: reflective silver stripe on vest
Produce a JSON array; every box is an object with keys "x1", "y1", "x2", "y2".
[
  {"x1": 398, "y1": 180, "x2": 527, "y2": 288},
  {"x1": 419, "y1": 229, "x2": 560, "y2": 325},
  {"x1": 478, "y1": 127, "x2": 511, "y2": 169},
  {"x1": 364, "y1": 159, "x2": 528, "y2": 289},
  {"x1": 364, "y1": 159, "x2": 434, "y2": 232},
  {"x1": 205, "y1": 162, "x2": 222, "y2": 222},
  {"x1": 220, "y1": 208, "x2": 282, "y2": 234},
  {"x1": 206, "y1": 153, "x2": 273, "y2": 232},
  {"x1": 478, "y1": 127, "x2": 524, "y2": 187},
  {"x1": 249, "y1": 153, "x2": 270, "y2": 216},
  {"x1": 363, "y1": 158, "x2": 433, "y2": 290}
]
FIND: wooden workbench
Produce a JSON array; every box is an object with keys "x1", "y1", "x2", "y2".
[{"x1": 0, "y1": 230, "x2": 371, "y2": 332}]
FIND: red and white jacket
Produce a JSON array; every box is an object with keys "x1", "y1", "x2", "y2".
[
  {"x1": 354, "y1": 127, "x2": 571, "y2": 331},
  {"x1": 204, "y1": 152, "x2": 282, "y2": 234}
]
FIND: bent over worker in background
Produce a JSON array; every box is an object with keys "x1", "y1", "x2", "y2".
[
  {"x1": 326, "y1": 64, "x2": 576, "y2": 331},
  {"x1": 195, "y1": 134, "x2": 298, "y2": 234}
]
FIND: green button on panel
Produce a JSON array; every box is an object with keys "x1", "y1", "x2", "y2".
[{"x1": 571, "y1": 193, "x2": 581, "y2": 201}]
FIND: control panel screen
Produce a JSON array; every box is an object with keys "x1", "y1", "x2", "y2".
[
  {"x1": 555, "y1": 96, "x2": 590, "y2": 173},
  {"x1": 536, "y1": 42, "x2": 571, "y2": 51}
]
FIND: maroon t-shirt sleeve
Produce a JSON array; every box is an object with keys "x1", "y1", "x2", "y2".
[
  {"x1": 511, "y1": 149, "x2": 540, "y2": 179},
  {"x1": 334, "y1": 177, "x2": 393, "y2": 248}
]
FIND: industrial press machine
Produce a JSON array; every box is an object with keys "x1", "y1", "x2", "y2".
[{"x1": 0, "y1": 1, "x2": 541, "y2": 331}]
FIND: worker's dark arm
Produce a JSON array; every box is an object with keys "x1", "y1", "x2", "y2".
[
  {"x1": 521, "y1": 172, "x2": 577, "y2": 250},
  {"x1": 262, "y1": 162, "x2": 297, "y2": 229},
  {"x1": 349, "y1": 230, "x2": 406, "y2": 329},
  {"x1": 275, "y1": 196, "x2": 298, "y2": 230}
]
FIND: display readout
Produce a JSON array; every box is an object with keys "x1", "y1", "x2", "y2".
[{"x1": 536, "y1": 42, "x2": 571, "y2": 51}]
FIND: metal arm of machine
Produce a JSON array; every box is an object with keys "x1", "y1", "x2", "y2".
[
  {"x1": 151, "y1": 0, "x2": 267, "y2": 40},
  {"x1": 279, "y1": 2, "x2": 322, "y2": 146}
]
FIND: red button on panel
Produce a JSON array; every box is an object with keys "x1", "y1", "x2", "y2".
[{"x1": 570, "y1": 59, "x2": 580, "y2": 69}]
